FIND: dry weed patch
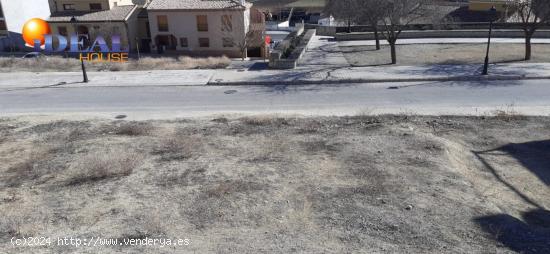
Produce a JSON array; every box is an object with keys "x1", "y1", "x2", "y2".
[{"x1": 64, "y1": 150, "x2": 142, "y2": 186}]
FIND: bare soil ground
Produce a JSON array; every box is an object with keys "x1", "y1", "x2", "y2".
[
  {"x1": 0, "y1": 115, "x2": 549, "y2": 253},
  {"x1": 341, "y1": 43, "x2": 550, "y2": 66}
]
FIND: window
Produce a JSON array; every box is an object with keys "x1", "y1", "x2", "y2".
[
  {"x1": 58, "y1": 26, "x2": 68, "y2": 36},
  {"x1": 179, "y1": 37, "x2": 188, "y2": 48},
  {"x1": 89, "y1": 3, "x2": 102, "y2": 10},
  {"x1": 157, "y1": 15, "x2": 168, "y2": 32},
  {"x1": 63, "y1": 4, "x2": 76, "y2": 10},
  {"x1": 222, "y1": 37, "x2": 234, "y2": 48},
  {"x1": 221, "y1": 15, "x2": 233, "y2": 32},
  {"x1": 198, "y1": 38, "x2": 209, "y2": 48},
  {"x1": 196, "y1": 15, "x2": 208, "y2": 32}
]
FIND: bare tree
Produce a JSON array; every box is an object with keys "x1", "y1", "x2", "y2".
[
  {"x1": 324, "y1": 0, "x2": 360, "y2": 33},
  {"x1": 510, "y1": 0, "x2": 550, "y2": 60},
  {"x1": 221, "y1": 7, "x2": 265, "y2": 60},
  {"x1": 379, "y1": 0, "x2": 434, "y2": 64},
  {"x1": 355, "y1": 0, "x2": 387, "y2": 50}
]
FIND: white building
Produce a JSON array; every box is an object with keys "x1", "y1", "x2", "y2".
[
  {"x1": 147, "y1": 0, "x2": 265, "y2": 58},
  {"x1": 0, "y1": 0, "x2": 52, "y2": 51}
]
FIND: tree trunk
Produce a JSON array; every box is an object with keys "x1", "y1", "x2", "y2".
[
  {"x1": 347, "y1": 19, "x2": 351, "y2": 33},
  {"x1": 525, "y1": 36, "x2": 532, "y2": 61},
  {"x1": 374, "y1": 26, "x2": 380, "y2": 50},
  {"x1": 390, "y1": 42, "x2": 397, "y2": 64}
]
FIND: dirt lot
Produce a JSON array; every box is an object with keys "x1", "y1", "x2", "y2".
[
  {"x1": 341, "y1": 43, "x2": 550, "y2": 66},
  {"x1": 0, "y1": 115, "x2": 549, "y2": 253}
]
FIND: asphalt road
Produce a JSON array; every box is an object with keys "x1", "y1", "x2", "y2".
[{"x1": 1, "y1": 80, "x2": 549, "y2": 119}]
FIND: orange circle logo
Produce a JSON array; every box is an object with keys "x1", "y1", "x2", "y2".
[{"x1": 22, "y1": 18, "x2": 51, "y2": 47}]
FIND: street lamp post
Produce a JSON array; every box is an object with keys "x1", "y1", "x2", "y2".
[
  {"x1": 70, "y1": 16, "x2": 88, "y2": 83},
  {"x1": 482, "y1": 6, "x2": 497, "y2": 76}
]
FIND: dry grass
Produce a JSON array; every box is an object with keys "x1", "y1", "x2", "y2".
[
  {"x1": 0, "y1": 55, "x2": 230, "y2": 72},
  {"x1": 64, "y1": 150, "x2": 142, "y2": 186},
  {"x1": 490, "y1": 104, "x2": 526, "y2": 122},
  {"x1": 4, "y1": 148, "x2": 55, "y2": 188},
  {"x1": 245, "y1": 135, "x2": 293, "y2": 162},
  {"x1": 341, "y1": 43, "x2": 550, "y2": 66},
  {"x1": 1, "y1": 116, "x2": 549, "y2": 253},
  {"x1": 0, "y1": 196, "x2": 50, "y2": 238},
  {"x1": 111, "y1": 121, "x2": 154, "y2": 136},
  {"x1": 153, "y1": 135, "x2": 204, "y2": 161},
  {"x1": 239, "y1": 116, "x2": 290, "y2": 126}
]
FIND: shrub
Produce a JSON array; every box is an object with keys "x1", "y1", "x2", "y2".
[
  {"x1": 153, "y1": 135, "x2": 203, "y2": 161},
  {"x1": 114, "y1": 122, "x2": 153, "y2": 136},
  {"x1": 65, "y1": 151, "x2": 142, "y2": 186}
]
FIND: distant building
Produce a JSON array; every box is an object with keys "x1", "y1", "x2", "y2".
[
  {"x1": 146, "y1": 0, "x2": 265, "y2": 58},
  {"x1": 0, "y1": 0, "x2": 52, "y2": 51},
  {"x1": 469, "y1": 0, "x2": 511, "y2": 12},
  {"x1": 47, "y1": 0, "x2": 150, "y2": 52}
]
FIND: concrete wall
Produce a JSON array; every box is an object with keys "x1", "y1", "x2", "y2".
[
  {"x1": 269, "y1": 28, "x2": 315, "y2": 69},
  {"x1": 147, "y1": 9, "x2": 248, "y2": 57},
  {"x1": 0, "y1": 0, "x2": 52, "y2": 50},
  {"x1": 335, "y1": 29, "x2": 550, "y2": 41},
  {"x1": 125, "y1": 6, "x2": 140, "y2": 51},
  {"x1": 312, "y1": 25, "x2": 336, "y2": 36}
]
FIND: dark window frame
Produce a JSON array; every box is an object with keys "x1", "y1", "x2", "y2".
[
  {"x1": 196, "y1": 15, "x2": 208, "y2": 32},
  {"x1": 58, "y1": 26, "x2": 68, "y2": 36},
  {"x1": 63, "y1": 4, "x2": 76, "y2": 10},
  {"x1": 157, "y1": 15, "x2": 169, "y2": 32},
  {"x1": 198, "y1": 37, "x2": 210, "y2": 48},
  {"x1": 89, "y1": 3, "x2": 102, "y2": 10},
  {"x1": 222, "y1": 37, "x2": 234, "y2": 48},
  {"x1": 179, "y1": 37, "x2": 188, "y2": 48},
  {"x1": 221, "y1": 15, "x2": 233, "y2": 32}
]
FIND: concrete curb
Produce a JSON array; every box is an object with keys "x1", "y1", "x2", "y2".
[{"x1": 206, "y1": 75, "x2": 550, "y2": 86}]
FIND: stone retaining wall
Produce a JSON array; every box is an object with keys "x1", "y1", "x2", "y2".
[{"x1": 269, "y1": 29, "x2": 316, "y2": 69}]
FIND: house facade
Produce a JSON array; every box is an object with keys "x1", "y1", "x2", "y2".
[
  {"x1": 0, "y1": 0, "x2": 265, "y2": 57},
  {"x1": 50, "y1": 0, "x2": 137, "y2": 12},
  {"x1": 147, "y1": 0, "x2": 264, "y2": 58},
  {"x1": 0, "y1": 0, "x2": 52, "y2": 51},
  {"x1": 47, "y1": 0, "x2": 150, "y2": 52}
]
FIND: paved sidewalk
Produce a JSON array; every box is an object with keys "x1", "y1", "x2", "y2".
[
  {"x1": 208, "y1": 62, "x2": 550, "y2": 85},
  {"x1": 300, "y1": 36, "x2": 350, "y2": 66},
  {"x1": 1, "y1": 62, "x2": 550, "y2": 90},
  {"x1": 0, "y1": 70, "x2": 215, "y2": 89}
]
